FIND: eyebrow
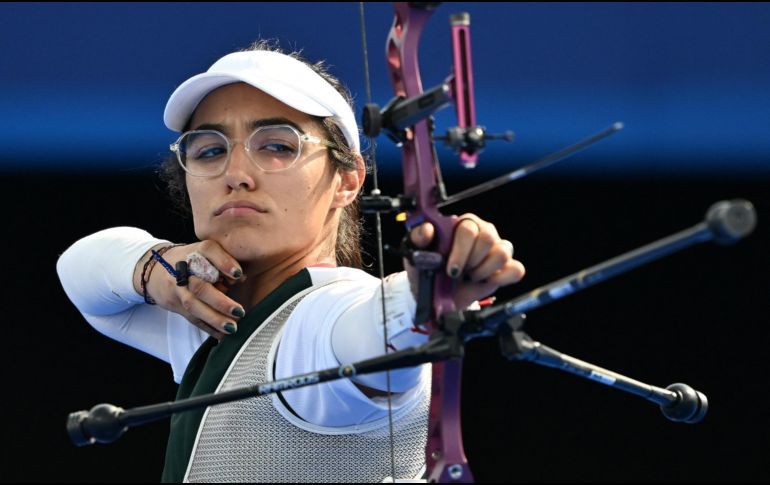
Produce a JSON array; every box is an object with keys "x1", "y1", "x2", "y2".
[{"x1": 192, "y1": 117, "x2": 305, "y2": 134}]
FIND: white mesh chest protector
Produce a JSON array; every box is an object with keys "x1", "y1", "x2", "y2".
[{"x1": 184, "y1": 291, "x2": 430, "y2": 482}]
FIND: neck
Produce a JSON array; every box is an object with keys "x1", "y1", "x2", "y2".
[{"x1": 227, "y1": 245, "x2": 336, "y2": 310}]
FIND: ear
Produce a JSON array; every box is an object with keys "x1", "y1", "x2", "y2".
[{"x1": 332, "y1": 154, "x2": 366, "y2": 208}]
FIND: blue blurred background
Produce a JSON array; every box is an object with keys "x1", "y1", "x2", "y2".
[
  {"x1": 2, "y1": 2, "x2": 769, "y2": 176},
  {"x1": 2, "y1": 3, "x2": 769, "y2": 482}
]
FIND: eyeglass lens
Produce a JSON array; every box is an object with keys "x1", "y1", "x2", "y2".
[{"x1": 179, "y1": 125, "x2": 302, "y2": 175}]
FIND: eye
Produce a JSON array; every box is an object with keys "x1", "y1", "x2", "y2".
[
  {"x1": 185, "y1": 133, "x2": 228, "y2": 161},
  {"x1": 195, "y1": 144, "x2": 228, "y2": 159},
  {"x1": 256, "y1": 139, "x2": 298, "y2": 158},
  {"x1": 262, "y1": 142, "x2": 293, "y2": 153}
]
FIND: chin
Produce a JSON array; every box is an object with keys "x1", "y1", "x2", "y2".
[
  {"x1": 194, "y1": 225, "x2": 261, "y2": 258},
  {"x1": 218, "y1": 234, "x2": 264, "y2": 259}
]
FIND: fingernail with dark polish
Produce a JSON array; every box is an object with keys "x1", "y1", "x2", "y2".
[
  {"x1": 232, "y1": 268, "x2": 243, "y2": 279},
  {"x1": 223, "y1": 322, "x2": 238, "y2": 334},
  {"x1": 449, "y1": 266, "x2": 461, "y2": 278},
  {"x1": 231, "y1": 307, "x2": 245, "y2": 318}
]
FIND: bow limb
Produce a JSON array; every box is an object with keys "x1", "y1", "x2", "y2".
[{"x1": 385, "y1": 3, "x2": 470, "y2": 482}]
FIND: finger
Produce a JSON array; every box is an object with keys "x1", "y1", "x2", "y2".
[
  {"x1": 180, "y1": 279, "x2": 242, "y2": 336},
  {"x1": 464, "y1": 223, "x2": 499, "y2": 270},
  {"x1": 500, "y1": 239, "x2": 515, "y2": 258},
  {"x1": 466, "y1": 240, "x2": 512, "y2": 283},
  {"x1": 194, "y1": 240, "x2": 244, "y2": 280},
  {"x1": 446, "y1": 217, "x2": 482, "y2": 278},
  {"x1": 453, "y1": 259, "x2": 526, "y2": 310},
  {"x1": 187, "y1": 276, "x2": 246, "y2": 320},
  {"x1": 485, "y1": 258, "x2": 526, "y2": 286},
  {"x1": 187, "y1": 317, "x2": 226, "y2": 341},
  {"x1": 179, "y1": 292, "x2": 240, "y2": 336},
  {"x1": 409, "y1": 222, "x2": 435, "y2": 249}
]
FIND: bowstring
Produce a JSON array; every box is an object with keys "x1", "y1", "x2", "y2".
[{"x1": 359, "y1": 2, "x2": 397, "y2": 481}]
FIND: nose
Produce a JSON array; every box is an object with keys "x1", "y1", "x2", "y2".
[{"x1": 223, "y1": 141, "x2": 257, "y2": 191}]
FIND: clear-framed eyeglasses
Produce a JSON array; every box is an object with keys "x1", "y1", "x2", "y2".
[{"x1": 169, "y1": 124, "x2": 338, "y2": 177}]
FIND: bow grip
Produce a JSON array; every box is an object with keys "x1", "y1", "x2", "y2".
[{"x1": 405, "y1": 211, "x2": 459, "y2": 328}]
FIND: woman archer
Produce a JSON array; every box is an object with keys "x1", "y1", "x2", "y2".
[{"x1": 57, "y1": 41, "x2": 525, "y2": 482}]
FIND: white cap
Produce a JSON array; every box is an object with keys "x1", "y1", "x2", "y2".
[{"x1": 164, "y1": 50, "x2": 360, "y2": 152}]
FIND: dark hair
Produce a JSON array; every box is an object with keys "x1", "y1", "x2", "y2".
[{"x1": 159, "y1": 40, "x2": 365, "y2": 268}]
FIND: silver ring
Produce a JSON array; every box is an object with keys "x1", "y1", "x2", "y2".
[
  {"x1": 500, "y1": 239, "x2": 515, "y2": 257},
  {"x1": 457, "y1": 217, "x2": 482, "y2": 234}
]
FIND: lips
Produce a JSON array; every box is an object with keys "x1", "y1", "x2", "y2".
[{"x1": 214, "y1": 200, "x2": 267, "y2": 216}]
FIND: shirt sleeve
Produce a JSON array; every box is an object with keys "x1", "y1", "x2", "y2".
[
  {"x1": 57, "y1": 226, "x2": 169, "y2": 313},
  {"x1": 330, "y1": 271, "x2": 427, "y2": 392},
  {"x1": 275, "y1": 271, "x2": 429, "y2": 428},
  {"x1": 57, "y1": 227, "x2": 180, "y2": 363}
]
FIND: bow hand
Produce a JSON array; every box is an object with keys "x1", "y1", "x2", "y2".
[{"x1": 405, "y1": 214, "x2": 526, "y2": 311}]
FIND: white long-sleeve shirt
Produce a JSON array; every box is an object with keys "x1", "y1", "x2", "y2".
[{"x1": 57, "y1": 227, "x2": 429, "y2": 427}]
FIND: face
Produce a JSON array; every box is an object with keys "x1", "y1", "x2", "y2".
[{"x1": 185, "y1": 82, "x2": 360, "y2": 267}]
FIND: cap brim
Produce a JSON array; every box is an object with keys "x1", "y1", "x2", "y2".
[{"x1": 164, "y1": 70, "x2": 334, "y2": 132}]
